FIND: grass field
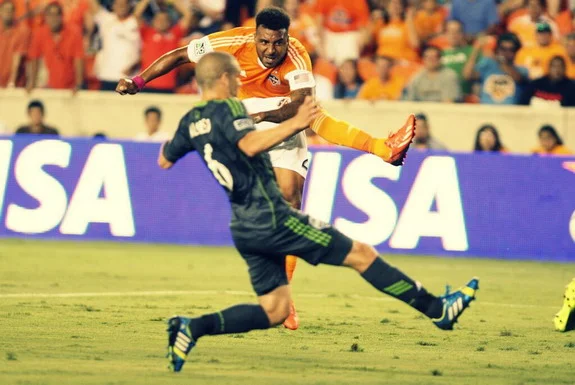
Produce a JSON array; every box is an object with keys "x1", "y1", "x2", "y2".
[{"x1": 1, "y1": 239, "x2": 574, "y2": 385}]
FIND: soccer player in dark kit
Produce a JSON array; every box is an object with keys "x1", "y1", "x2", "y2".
[{"x1": 158, "y1": 51, "x2": 479, "y2": 373}]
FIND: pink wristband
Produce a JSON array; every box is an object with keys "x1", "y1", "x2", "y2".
[{"x1": 132, "y1": 75, "x2": 146, "y2": 91}]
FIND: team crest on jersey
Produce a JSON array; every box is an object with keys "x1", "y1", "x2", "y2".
[
  {"x1": 268, "y1": 74, "x2": 280, "y2": 86},
  {"x1": 195, "y1": 41, "x2": 206, "y2": 56}
]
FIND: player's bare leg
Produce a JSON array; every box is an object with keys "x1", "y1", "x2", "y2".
[
  {"x1": 273, "y1": 167, "x2": 304, "y2": 330},
  {"x1": 310, "y1": 111, "x2": 416, "y2": 166}
]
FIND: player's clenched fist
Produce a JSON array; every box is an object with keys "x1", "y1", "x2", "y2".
[
  {"x1": 292, "y1": 96, "x2": 319, "y2": 130},
  {"x1": 116, "y1": 78, "x2": 140, "y2": 95}
]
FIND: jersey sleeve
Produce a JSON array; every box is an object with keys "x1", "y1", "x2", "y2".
[
  {"x1": 219, "y1": 99, "x2": 256, "y2": 146},
  {"x1": 187, "y1": 28, "x2": 249, "y2": 63},
  {"x1": 282, "y1": 40, "x2": 316, "y2": 91},
  {"x1": 163, "y1": 115, "x2": 196, "y2": 163}
]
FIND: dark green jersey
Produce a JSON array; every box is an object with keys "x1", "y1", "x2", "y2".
[{"x1": 163, "y1": 98, "x2": 288, "y2": 231}]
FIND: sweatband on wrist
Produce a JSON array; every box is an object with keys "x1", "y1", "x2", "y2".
[{"x1": 132, "y1": 75, "x2": 146, "y2": 91}]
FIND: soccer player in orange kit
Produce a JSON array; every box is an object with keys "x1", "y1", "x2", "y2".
[{"x1": 116, "y1": 7, "x2": 416, "y2": 331}]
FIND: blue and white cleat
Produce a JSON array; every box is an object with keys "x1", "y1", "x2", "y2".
[
  {"x1": 554, "y1": 278, "x2": 575, "y2": 332},
  {"x1": 433, "y1": 277, "x2": 479, "y2": 331},
  {"x1": 167, "y1": 316, "x2": 196, "y2": 372}
]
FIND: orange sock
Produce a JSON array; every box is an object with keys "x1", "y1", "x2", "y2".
[
  {"x1": 310, "y1": 110, "x2": 391, "y2": 160},
  {"x1": 286, "y1": 255, "x2": 297, "y2": 282}
]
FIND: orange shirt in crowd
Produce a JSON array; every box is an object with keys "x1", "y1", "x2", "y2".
[
  {"x1": 565, "y1": 57, "x2": 575, "y2": 79},
  {"x1": 555, "y1": 9, "x2": 573, "y2": 36},
  {"x1": 289, "y1": 13, "x2": 318, "y2": 55},
  {"x1": 515, "y1": 42, "x2": 568, "y2": 79},
  {"x1": 189, "y1": 27, "x2": 312, "y2": 100},
  {"x1": 140, "y1": 24, "x2": 185, "y2": 90},
  {"x1": 13, "y1": 0, "x2": 44, "y2": 29},
  {"x1": 374, "y1": 19, "x2": 419, "y2": 62},
  {"x1": 508, "y1": 14, "x2": 559, "y2": 48},
  {"x1": 414, "y1": 8, "x2": 445, "y2": 41},
  {"x1": 61, "y1": 0, "x2": 90, "y2": 30},
  {"x1": 357, "y1": 75, "x2": 404, "y2": 101},
  {"x1": 532, "y1": 145, "x2": 573, "y2": 155},
  {"x1": 314, "y1": 0, "x2": 370, "y2": 33},
  {"x1": 0, "y1": 21, "x2": 30, "y2": 87},
  {"x1": 28, "y1": 24, "x2": 84, "y2": 88}
]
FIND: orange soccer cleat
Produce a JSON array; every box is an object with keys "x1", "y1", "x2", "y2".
[
  {"x1": 283, "y1": 301, "x2": 299, "y2": 330},
  {"x1": 384, "y1": 114, "x2": 416, "y2": 166}
]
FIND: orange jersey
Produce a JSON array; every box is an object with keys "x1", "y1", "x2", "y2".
[
  {"x1": 187, "y1": 27, "x2": 314, "y2": 100},
  {"x1": 515, "y1": 42, "x2": 568, "y2": 79}
]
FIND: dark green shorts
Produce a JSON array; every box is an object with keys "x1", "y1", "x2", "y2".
[{"x1": 232, "y1": 211, "x2": 353, "y2": 296}]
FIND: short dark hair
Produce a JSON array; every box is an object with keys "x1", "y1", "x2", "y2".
[
  {"x1": 421, "y1": 45, "x2": 442, "y2": 58},
  {"x1": 539, "y1": 124, "x2": 563, "y2": 145},
  {"x1": 145, "y1": 106, "x2": 162, "y2": 119},
  {"x1": 415, "y1": 113, "x2": 428, "y2": 122},
  {"x1": 256, "y1": 7, "x2": 291, "y2": 31},
  {"x1": 497, "y1": 33, "x2": 522, "y2": 52},
  {"x1": 550, "y1": 55, "x2": 566, "y2": 67},
  {"x1": 27, "y1": 100, "x2": 45, "y2": 114}
]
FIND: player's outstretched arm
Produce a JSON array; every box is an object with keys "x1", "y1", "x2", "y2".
[
  {"x1": 251, "y1": 87, "x2": 314, "y2": 124},
  {"x1": 239, "y1": 96, "x2": 319, "y2": 157},
  {"x1": 116, "y1": 47, "x2": 192, "y2": 95}
]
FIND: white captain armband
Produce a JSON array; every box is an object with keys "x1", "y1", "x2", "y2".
[
  {"x1": 186, "y1": 36, "x2": 214, "y2": 63},
  {"x1": 285, "y1": 70, "x2": 316, "y2": 91}
]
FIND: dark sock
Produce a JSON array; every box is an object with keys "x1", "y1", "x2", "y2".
[
  {"x1": 189, "y1": 304, "x2": 270, "y2": 340},
  {"x1": 361, "y1": 257, "x2": 443, "y2": 319}
]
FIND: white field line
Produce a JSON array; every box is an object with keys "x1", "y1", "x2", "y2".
[{"x1": 0, "y1": 290, "x2": 557, "y2": 309}]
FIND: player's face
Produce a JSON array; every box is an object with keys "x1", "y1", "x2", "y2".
[
  {"x1": 539, "y1": 131, "x2": 557, "y2": 152},
  {"x1": 255, "y1": 27, "x2": 289, "y2": 68}
]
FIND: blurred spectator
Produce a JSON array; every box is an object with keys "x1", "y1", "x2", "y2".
[
  {"x1": 372, "y1": 0, "x2": 419, "y2": 63},
  {"x1": 508, "y1": 0, "x2": 559, "y2": 48},
  {"x1": 224, "y1": 0, "x2": 256, "y2": 28},
  {"x1": 404, "y1": 45, "x2": 461, "y2": 102},
  {"x1": 520, "y1": 55, "x2": 575, "y2": 106},
  {"x1": 93, "y1": 132, "x2": 107, "y2": 139},
  {"x1": 13, "y1": 0, "x2": 44, "y2": 30},
  {"x1": 134, "y1": 106, "x2": 170, "y2": 141},
  {"x1": 189, "y1": 0, "x2": 226, "y2": 36},
  {"x1": 414, "y1": 0, "x2": 445, "y2": 43},
  {"x1": 89, "y1": 0, "x2": 141, "y2": 91},
  {"x1": 411, "y1": 113, "x2": 447, "y2": 150},
  {"x1": 357, "y1": 56, "x2": 403, "y2": 100},
  {"x1": 15, "y1": 100, "x2": 59, "y2": 135},
  {"x1": 0, "y1": 0, "x2": 29, "y2": 88},
  {"x1": 441, "y1": 20, "x2": 474, "y2": 95},
  {"x1": 284, "y1": 0, "x2": 322, "y2": 56},
  {"x1": 515, "y1": 22, "x2": 568, "y2": 79},
  {"x1": 135, "y1": 0, "x2": 191, "y2": 93},
  {"x1": 565, "y1": 32, "x2": 575, "y2": 78},
  {"x1": 532, "y1": 124, "x2": 573, "y2": 155},
  {"x1": 473, "y1": 124, "x2": 507, "y2": 152},
  {"x1": 448, "y1": 0, "x2": 499, "y2": 39},
  {"x1": 27, "y1": 2, "x2": 83, "y2": 93},
  {"x1": 315, "y1": 0, "x2": 370, "y2": 64},
  {"x1": 334, "y1": 59, "x2": 363, "y2": 99},
  {"x1": 464, "y1": 33, "x2": 528, "y2": 105}
]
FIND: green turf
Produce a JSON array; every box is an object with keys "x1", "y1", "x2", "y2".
[{"x1": 1, "y1": 239, "x2": 574, "y2": 385}]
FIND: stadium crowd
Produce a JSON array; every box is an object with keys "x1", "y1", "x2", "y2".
[{"x1": 1, "y1": 0, "x2": 574, "y2": 154}]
